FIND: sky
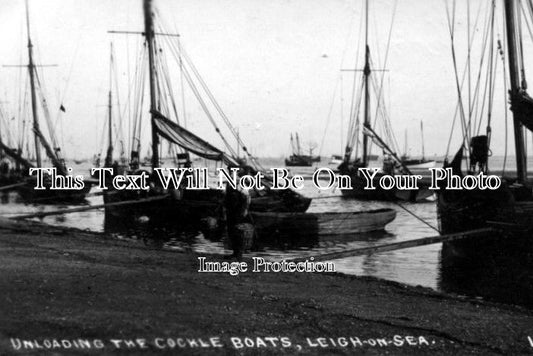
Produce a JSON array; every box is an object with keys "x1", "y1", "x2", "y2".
[{"x1": 0, "y1": 0, "x2": 528, "y2": 159}]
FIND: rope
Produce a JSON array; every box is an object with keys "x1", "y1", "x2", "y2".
[
  {"x1": 159, "y1": 30, "x2": 254, "y2": 166},
  {"x1": 444, "y1": 0, "x2": 471, "y2": 160},
  {"x1": 317, "y1": 75, "x2": 341, "y2": 159},
  {"x1": 111, "y1": 43, "x2": 127, "y2": 161},
  {"x1": 317, "y1": 2, "x2": 361, "y2": 158},
  {"x1": 369, "y1": 0, "x2": 400, "y2": 156},
  {"x1": 393, "y1": 201, "x2": 439, "y2": 232},
  {"x1": 288, "y1": 228, "x2": 495, "y2": 263},
  {"x1": 346, "y1": 1, "x2": 366, "y2": 157}
]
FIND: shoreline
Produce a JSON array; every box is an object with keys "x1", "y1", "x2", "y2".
[{"x1": 0, "y1": 218, "x2": 532, "y2": 355}]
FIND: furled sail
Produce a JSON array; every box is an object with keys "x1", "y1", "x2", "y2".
[
  {"x1": 32, "y1": 128, "x2": 67, "y2": 176},
  {"x1": 511, "y1": 90, "x2": 533, "y2": 132},
  {"x1": 0, "y1": 138, "x2": 34, "y2": 170},
  {"x1": 362, "y1": 124, "x2": 412, "y2": 174},
  {"x1": 151, "y1": 110, "x2": 239, "y2": 166}
]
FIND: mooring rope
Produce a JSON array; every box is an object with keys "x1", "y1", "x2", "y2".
[{"x1": 393, "y1": 200, "x2": 439, "y2": 232}]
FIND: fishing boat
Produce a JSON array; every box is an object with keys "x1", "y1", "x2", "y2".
[
  {"x1": 0, "y1": 0, "x2": 91, "y2": 202},
  {"x1": 103, "y1": 0, "x2": 311, "y2": 224},
  {"x1": 251, "y1": 208, "x2": 396, "y2": 238},
  {"x1": 437, "y1": 0, "x2": 533, "y2": 301},
  {"x1": 437, "y1": 0, "x2": 533, "y2": 235},
  {"x1": 337, "y1": 0, "x2": 432, "y2": 202},
  {"x1": 285, "y1": 155, "x2": 312, "y2": 167},
  {"x1": 285, "y1": 133, "x2": 320, "y2": 167},
  {"x1": 401, "y1": 121, "x2": 436, "y2": 169}
]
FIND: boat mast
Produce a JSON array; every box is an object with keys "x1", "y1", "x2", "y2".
[
  {"x1": 143, "y1": 0, "x2": 159, "y2": 170},
  {"x1": 105, "y1": 43, "x2": 114, "y2": 168},
  {"x1": 362, "y1": 0, "x2": 370, "y2": 167},
  {"x1": 420, "y1": 121, "x2": 425, "y2": 160},
  {"x1": 504, "y1": 0, "x2": 527, "y2": 183},
  {"x1": 290, "y1": 133, "x2": 294, "y2": 154},
  {"x1": 25, "y1": 0, "x2": 41, "y2": 168}
]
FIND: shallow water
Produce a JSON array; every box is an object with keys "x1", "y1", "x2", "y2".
[{"x1": 1, "y1": 157, "x2": 531, "y2": 308}]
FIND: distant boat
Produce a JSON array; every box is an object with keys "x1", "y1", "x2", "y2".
[
  {"x1": 285, "y1": 155, "x2": 313, "y2": 167},
  {"x1": 285, "y1": 133, "x2": 320, "y2": 167},
  {"x1": 400, "y1": 121, "x2": 435, "y2": 169},
  {"x1": 251, "y1": 208, "x2": 396, "y2": 237}
]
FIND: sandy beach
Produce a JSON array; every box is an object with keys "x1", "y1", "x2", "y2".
[{"x1": 0, "y1": 217, "x2": 531, "y2": 355}]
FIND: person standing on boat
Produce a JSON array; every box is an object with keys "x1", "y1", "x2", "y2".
[
  {"x1": 383, "y1": 153, "x2": 395, "y2": 175},
  {"x1": 0, "y1": 157, "x2": 10, "y2": 176},
  {"x1": 224, "y1": 167, "x2": 252, "y2": 260}
]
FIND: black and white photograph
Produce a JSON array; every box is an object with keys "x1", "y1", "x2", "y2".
[{"x1": 0, "y1": 0, "x2": 532, "y2": 354}]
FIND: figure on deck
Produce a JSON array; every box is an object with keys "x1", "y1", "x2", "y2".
[
  {"x1": 383, "y1": 154, "x2": 395, "y2": 175},
  {"x1": 0, "y1": 157, "x2": 10, "y2": 175},
  {"x1": 224, "y1": 168, "x2": 252, "y2": 259}
]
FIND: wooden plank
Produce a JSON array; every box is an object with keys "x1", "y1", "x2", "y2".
[{"x1": 288, "y1": 228, "x2": 496, "y2": 263}]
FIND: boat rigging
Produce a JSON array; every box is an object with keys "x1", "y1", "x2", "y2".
[{"x1": 337, "y1": 0, "x2": 432, "y2": 202}]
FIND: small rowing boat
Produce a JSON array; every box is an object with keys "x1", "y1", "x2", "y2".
[{"x1": 251, "y1": 208, "x2": 396, "y2": 237}]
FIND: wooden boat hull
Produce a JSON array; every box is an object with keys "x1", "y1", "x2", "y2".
[
  {"x1": 16, "y1": 180, "x2": 93, "y2": 203},
  {"x1": 251, "y1": 208, "x2": 396, "y2": 237},
  {"x1": 437, "y1": 184, "x2": 533, "y2": 307},
  {"x1": 437, "y1": 185, "x2": 515, "y2": 234},
  {"x1": 404, "y1": 160, "x2": 436, "y2": 169},
  {"x1": 249, "y1": 189, "x2": 312, "y2": 213},
  {"x1": 103, "y1": 185, "x2": 312, "y2": 226},
  {"x1": 316, "y1": 209, "x2": 396, "y2": 234},
  {"x1": 339, "y1": 172, "x2": 433, "y2": 202},
  {"x1": 103, "y1": 188, "x2": 223, "y2": 223}
]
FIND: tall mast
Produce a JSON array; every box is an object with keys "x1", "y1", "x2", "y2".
[
  {"x1": 362, "y1": 0, "x2": 370, "y2": 167},
  {"x1": 143, "y1": 0, "x2": 159, "y2": 170},
  {"x1": 290, "y1": 133, "x2": 293, "y2": 153},
  {"x1": 25, "y1": 0, "x2": 41, "y2": 168},
  {"x1": 504, "y1": 0, "x2": 527, "y2": 183},
  {"x1": 420, "y1": 121, "x2": 425, "y2": 160},
  {"x1": 105, "y1": 43, "x2": 114, "y2": 167}
]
